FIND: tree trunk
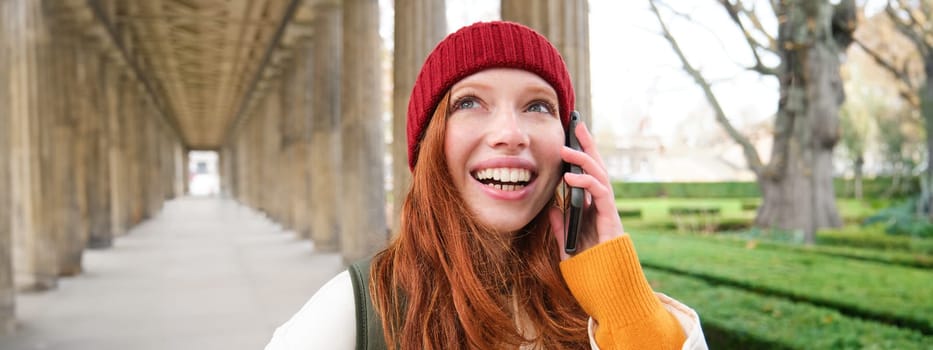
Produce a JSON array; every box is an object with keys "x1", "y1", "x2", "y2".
[
  {"x1": 854, "y1": 156, "x2": 864, "y2": 200},
  {"x1": 0, "y1": 0, "x2": 16, "y2": 332},
  {"x1": 883, "y1": 167, "x2": 903, "y2": 199},
  {"x1": 922, "y1": 57, "x2": 933, "y2": 218},
  {"x1": 755, "y1": 1, "x2": 851, "y2": 243}
]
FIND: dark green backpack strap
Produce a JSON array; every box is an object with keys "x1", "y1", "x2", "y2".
[{"x1": 348, "y1": 257, "x2": 387, "y2": 350}]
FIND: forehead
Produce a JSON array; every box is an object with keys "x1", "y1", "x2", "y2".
[{"x1": 450, "y1": 68, "x2": 557, "y2": 97}]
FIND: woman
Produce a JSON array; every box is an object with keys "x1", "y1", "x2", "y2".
[{"x1": 266, "y1": 21, "x2": 706, "y2": 349}]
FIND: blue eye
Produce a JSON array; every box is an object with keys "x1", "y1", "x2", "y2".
[
  {"x1": 453, "y1": 97, "x2": 479, "y2": 111},
  {"x1": 527, "y1": 101, "x2": 555, "y2": 114}
]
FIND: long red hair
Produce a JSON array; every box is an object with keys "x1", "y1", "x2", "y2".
[{"x1": 370, "y1": 93, "x2": 589, "y2": 349}]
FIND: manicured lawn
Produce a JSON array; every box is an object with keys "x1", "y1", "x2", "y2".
[
  {"x1": 646, "y1": 268, "x2": 932, "y2": 349},
  {"x1": 615, "y1": 198, "x2": 877, "y2": 222},
  {"x1": 630, "y1": 232, "x2": 933, "y2": 334}
]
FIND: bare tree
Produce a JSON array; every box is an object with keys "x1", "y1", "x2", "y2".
[
  {"x1": 650, "y1": 0, "x2": 857, "y2": 243},
  {"x1": 854, "y1": 0, "x2": 933, "y2": 216},
  {"x1": 840, "y1": 101, "x2": 870, "y2": 200}
]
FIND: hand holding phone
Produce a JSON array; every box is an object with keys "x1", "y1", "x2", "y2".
[{"x1": 563, "y1": 111, "x2": 584, "y2": 254}]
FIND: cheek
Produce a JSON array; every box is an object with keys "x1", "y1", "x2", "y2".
[
  {"x1": 536, "y1": 125, "x2": 566, "y2": 163},
  {"x1": 443, "y1": 122, "x2": 470, "y2": 177}
]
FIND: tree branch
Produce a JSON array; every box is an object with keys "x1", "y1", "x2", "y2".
[
  {"x1": 718, "y1": 0, "x2": 781, "y2": 76},
  {"x1": 650, "y1": 0, "x2": 765, "y2": 175},
  {"x1": 739, "y1": 1, "x2": 778, "y2": 51},
  {"x1": 886, "y1": 2, "x2": 933, "y2": 56},
  {"x1": 853, "y1": 37, "x2": 921, "y2": 107}
]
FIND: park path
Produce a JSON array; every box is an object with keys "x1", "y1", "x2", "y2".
[{"x1": 0, "y1": 197, "x2": 344, "y2": 350}]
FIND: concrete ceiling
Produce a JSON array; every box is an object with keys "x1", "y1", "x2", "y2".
[{"x1": 49, "y1": 0, "x2": 318, "y2": 150}]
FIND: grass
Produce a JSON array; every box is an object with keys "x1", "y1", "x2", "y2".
[
  {"x1": 616, "y1": 198, "x2": 878, "y2": 222},
  {"x1": 630, "y1": 232, "x2": 933, "y2": 334},
  {"x1": 646, "y1": 268, "x2": 932, "y2": 349},
  {"x1": 706, "y1": 232, "x2": 933, "y2": 269}
]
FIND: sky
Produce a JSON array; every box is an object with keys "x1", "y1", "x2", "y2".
[{"x1": 380, "y1": 0, "x2": 890, "y2": 149}]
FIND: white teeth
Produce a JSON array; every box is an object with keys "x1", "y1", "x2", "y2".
[
  {"x1": 473, "y1": 167, "x2": 532, "y2": 182},
  {"x1": 484, "y1": 183, "x2": 525, "y2": 191}
]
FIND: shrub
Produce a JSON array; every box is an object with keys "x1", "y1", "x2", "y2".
[
  {"x1": 715, "y1": 217, "x2": 754, "y2": 231},
  {"x1": 697, "y1": 231, "x2": 933, "y2": 269},
  {"x1": 617, "y1": 208, "x2": 642, "y2": 218},
  {"x1": 612, "y1": 177, "x2": 918, "y2": 199},
  {"x1": 668, "y1": 207, "x2": 721, "y2": 215},
  {"x1": 817, "y1": 227, "x2": 933, "y2": 254},
  {"x1": 863, "y1": 199, "x2": 933, "y2": 238},
  {"x1": 632, "y1": 233, "x2": 933, "y2": 333},
  {"x1": 646, "y1": 269, "x2": 932, "y2": 349},
  {"x1": 740, "y1": 199, "x2": 759, "y2": 211}
]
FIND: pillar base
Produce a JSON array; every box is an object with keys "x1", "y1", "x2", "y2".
[
  {"x1": 0, "y1": 317, "x2": 15, "y2": 336},
  {"x1": 312, "y1": 240, "x2": 339, "y2": 253},
  {"x1": 0, "y1": 302, "x2": 14, "y2": 335},
  {"x1": 15, "y1": 275, "x2": 57, "y2": 293},
  {"x1": 87, "y1": 236, "x2": 113, "y2": 249},
  {"x1": 57, "y1": 264, "x2": 82, "y2": 278}
]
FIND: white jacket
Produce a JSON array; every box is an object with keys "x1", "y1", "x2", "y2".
[{"x1": 265, "y1": 271, "x2": 707, "y2": 349}]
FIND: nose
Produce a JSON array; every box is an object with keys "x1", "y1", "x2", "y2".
[{"x1": 487, "y1": 108, "x2": 529, "y2": 151}]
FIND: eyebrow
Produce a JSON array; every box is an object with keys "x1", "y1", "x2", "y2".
[
  {"x1": 522, "y1": 85, "x2": 558, "y2": 100},
  {"x1": 450, "y1": 81, "x2": 557, "y2": 100}
]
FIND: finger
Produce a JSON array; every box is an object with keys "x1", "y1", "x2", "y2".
[
  {"x1": 561, "y1": 146, "x2": 610, "y2": 185},
  {"x1": 547, "y1": 206, "x2": 570, "y2": 261},
  {"x1": 574, "y1": 123, "x2": 607, "y2": 169},
  {"x1": 564, "y1": 173, "x2": 616, "y2": 216}
]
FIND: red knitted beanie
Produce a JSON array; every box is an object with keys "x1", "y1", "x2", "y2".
[{"x1": 407, "y1": 21, "x2": 574, "y2": 170}]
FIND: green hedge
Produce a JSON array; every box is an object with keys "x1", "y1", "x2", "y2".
[
  {"x1": 613, "y1": 181, "x2": 760, "y2": 198},
  {"x1": 669, "y1": 207, "x2": 721, "y2": 215},
  {"x1": 645, "y1": 269, "x2": 932, "y2": 349},
  {"x1": 631, "y1": 233, "x2": 933, "y2": 333},
  {"x1": 817, "y1": 227, "x2": 933, "y2": 254},
  {"x1": 740, "y1": 199, "x2": 760, "y2": 211},
  {"x1": 617, "y1": 208, "x2": 642, "y2": 218},
  {"x1": 630, "y1": 217, "x2": 753, "y2": 233},
  {"x1": 705, "y1": 233, "x2": 933, "y2": 269},
  {"x1": 613, "y1": 176, "x2": 918, "y2": 199}
]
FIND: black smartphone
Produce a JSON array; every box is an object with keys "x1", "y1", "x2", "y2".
[{"x1": 563, "y1": 111, "x2": 584, "y2": 255}]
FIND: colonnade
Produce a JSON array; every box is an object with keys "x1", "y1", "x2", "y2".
[
  {"x1": 1, "y1": 0, "x2": 591, "y2": 334},
  {"x1": 0, "y1": 0, "x2": 185, "y2": 332}
]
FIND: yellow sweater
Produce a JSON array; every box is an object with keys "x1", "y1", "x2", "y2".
[{"x1": 560, "y1": 235, "x2": 686, "y2": 350}]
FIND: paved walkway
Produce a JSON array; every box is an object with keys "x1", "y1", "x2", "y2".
[{"x1": 0, "y1": 197, "x2": 345, "y2": 350}]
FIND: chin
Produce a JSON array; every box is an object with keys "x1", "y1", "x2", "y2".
[{"x1": 475, "y1": 208, "x2": 540, "y2": 234}]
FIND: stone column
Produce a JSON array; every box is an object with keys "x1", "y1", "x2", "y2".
[
  {"x1": 282, "y1": 49, "x2": 312, "y2": 238},
  {"x1": 107, "y1": 71, "x2": 127, "y2": 237},
  {"x1": 144, "y1": 109, "x2": 160, "y2": 217},
  {"x1": 6, "y1": 0, "x2": 58, "y2": 290},
  {"x1": 86, "y1": 51, "x2": 114, "y2": 250},
  {"x1": 392, "y1": 0, "x2": 446, "y2": 234},
  {"x1": 219, "y1": 145, "x2": 234, "y2": 198},
  {"x1": 266, "y1": 93, "x2": 281, "y2": 223},
  {"x1": 173, "y1": 142, "x2": 185, "y2": 198},
  {"x1": 182, "y1": 146, "x2": 190, "y2": 196},
  {"x1": 134, "y1": 96, "x2": 151, "y2": 222},
  {"x1": 124, "y1": 83, "x2": 144, "y2": 225},
  {"x1": 0, "y1": 0, "x2": 16, "y2": 333},
  {"x1": 260, "y1": 92, "x2": 283, "y2": 222},
  {"x1": 309, "y1": 0, "x2": 342, "y2": 252},
  {"x1": 234, "y1": 137, "x2": 249, "y2": 203},
  {"x1": 340, "y1": 0, "x2": 387, "y2": 262},
  {"x1": 501, "y1": 0, "x2": 592, "y2": 127},
  {"x1": 249, "y1": 112, "x2": 263, "y2": 208},
  {"x1": 48, "y1": 35, "x2": 88, "y2": 276}
]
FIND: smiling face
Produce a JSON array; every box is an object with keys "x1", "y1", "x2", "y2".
[{"x1": 444, "y1": 68, "x2": 565, "y2": 234}]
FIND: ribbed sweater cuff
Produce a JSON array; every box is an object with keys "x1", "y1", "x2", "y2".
[{"x1": 559, "y1": 235, "x2": 662, "y2": 326}]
